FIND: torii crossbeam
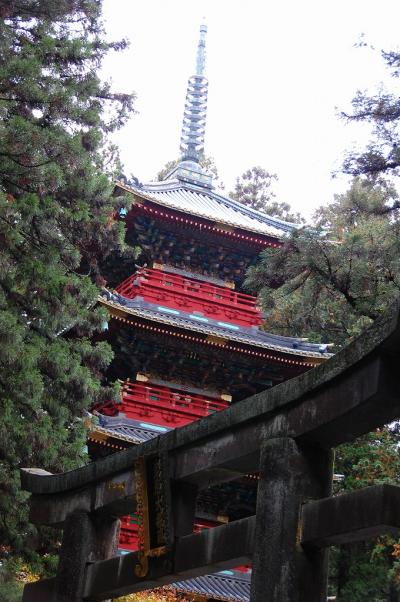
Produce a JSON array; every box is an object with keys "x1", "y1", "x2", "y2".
[{"x1": 21, "y1": 300, "x2": 400, "y2": 601}]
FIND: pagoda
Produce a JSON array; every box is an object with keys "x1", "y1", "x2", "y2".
[{"x1": 89, "y1": 23, "x2": 331, "y2": 602}]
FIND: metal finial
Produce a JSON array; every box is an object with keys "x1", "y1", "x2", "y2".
[
  {"x1": 196, "y1": 23, "x2": 207, "y2": 76},
  {"x1": 180, "y1": 23, "x2": 209, "y2": 163}
]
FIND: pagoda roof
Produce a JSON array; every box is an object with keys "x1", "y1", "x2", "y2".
[
  {"x1": 171, "y1": 569, "x2": 251, "y2": 601},
  {"x1": 90, "y1": 415, "x2": 171, "y2": 445},
  {"x1": 100, "y1": 289, "x2": 331, "y2": 362},
  {"x1": 116, "y1": 177, "x2": 298, "y2": 239}
]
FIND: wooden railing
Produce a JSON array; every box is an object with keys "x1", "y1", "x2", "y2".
[
  {"x1": 120, "y1": 381, "x2": 229, "y2": 428},
  {"x1": 115, "y1": 267, "x2": 262, "y2": 327}
]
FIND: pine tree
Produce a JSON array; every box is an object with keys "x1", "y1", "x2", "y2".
[
  {"x1": 230, "y1": 166, "x2": 301, "y2": 222},
  {"x1": 342, "y1": 49, "x2": 400, "y2": 179},
  {"x1": 0, "y1": 0, "x2": 134, "y2": 574},
  {"x1": 246, "y1": 178, "x2": 400, "y2": 346}
]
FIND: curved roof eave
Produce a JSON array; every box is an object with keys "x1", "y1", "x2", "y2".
[
  {"x1": 99, "y1": 292, "x2": 331, "y2": 362},
  {"x1": 115, "y1": 179, "x2": 300, "y2": 239}
]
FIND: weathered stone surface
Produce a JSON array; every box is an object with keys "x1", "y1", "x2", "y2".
[
  {"x1": 302, "y1": 484, "x2": 400, "y2": 547},
  {"x1": 55, "y1": 510, "x2": 119, "y2": 601},
  {"x1": 84, "y1": 516, "x2": 255, "y2": 601},
  {"x1": 54, "y1": 510, "x2": 95, "y2": 601},
  {"x1": 25, "y1": 470, "x2": 135, "y2": 526},
  {"x1": 23, "y1": 483, "x2": 400, "y2": 602},
  {"x1": 250, "y1": 438, "x2": 332, "y2": 602},
  {"x1": 171, "y1": 481, "x2": 198, "y2": 538},
  {"x1": 23, "y1": 516, "x2": 255, "y2": 601},
  {"x1": 22, "y1": 578, "x2": 54, "y2": 601}
]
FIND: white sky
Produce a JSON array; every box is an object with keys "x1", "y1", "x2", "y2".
[{"x1": 101, "y1": 0, "x2": 400, "y2": 219}]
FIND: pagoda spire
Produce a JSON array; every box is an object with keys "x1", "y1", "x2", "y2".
[
  {"x1": 180, "y1": 23, "x2": 209, "y2": 163},
  {"x1": 195, "y1": 21, "x2": 207, "y2": 76}
]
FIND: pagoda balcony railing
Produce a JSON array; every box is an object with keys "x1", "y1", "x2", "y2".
[
  {"x1": 119, "y1": 515, "x2": 139, "y2": 551},
  {"x1": 120, "y1": 381, "x2": 229, "y2": 427},
  {"x1": 119, "y1": 514, "x2": 223, "y2": 552},
  {"x1": 119, "y1": 514, "x2": 252, "y2": 574},
  {"x1": 115, "y1": 267, "x2": 263, "y2": 327}
]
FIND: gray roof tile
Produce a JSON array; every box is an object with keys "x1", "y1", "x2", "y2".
[
  {"x1": 100, "y1": 291, "x2": 331, "y2": 360},
  {"x1": 172, "y1": 570, "x2": 251, "y2": 601},
  {"x1": 117, "y1": 178, "x2": 298, "y2": 238},
  {"x1": 92, "y1": 416, "x2": 171, "y2": 444}
]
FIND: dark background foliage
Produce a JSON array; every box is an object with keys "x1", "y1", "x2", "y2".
[{"x1": 0, "y1": 0, "x2": 135, "y2": 586}]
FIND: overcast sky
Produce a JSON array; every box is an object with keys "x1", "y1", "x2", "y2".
[{"x1": 101, "y1": 0, "x2": 400, "y2": 219}]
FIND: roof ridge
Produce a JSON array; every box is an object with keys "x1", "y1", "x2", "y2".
[{"x1": 141, "y1": 179, "x2": 299, "y2": 232}]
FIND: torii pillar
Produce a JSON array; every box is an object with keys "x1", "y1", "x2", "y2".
[{"x1": 250, "y1": 437, "x2": 333, "y2": 602}]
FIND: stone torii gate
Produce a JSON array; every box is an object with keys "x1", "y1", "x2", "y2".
[{"x1": 22, "y1": 301, "x2": 400, "y2": 602}]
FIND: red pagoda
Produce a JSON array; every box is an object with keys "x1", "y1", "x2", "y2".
[{"x1": 89, "y1": 23, "x2": 331, "y2": 602}]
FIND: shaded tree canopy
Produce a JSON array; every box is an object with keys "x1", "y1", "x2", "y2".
[
  {"x1": 0, "y1": 0, "x2": 134, "y2": 575},
  {"x1": 331, "y1": 426, "x2": 400, "y2": 602}
]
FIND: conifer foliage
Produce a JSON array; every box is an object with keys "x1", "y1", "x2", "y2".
[
  {"x1": 230, "y1": 166, "x2": 301, "y2": 222},
  {"x1": 246, "y1": 178, "x2": 400, "y2": 346},
  {"x1": 342, "y1": 49, "x2": 400, "y2": 178},
  {"x1": 0, "y1": 0, "x2": 134, "y2": 566}
]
